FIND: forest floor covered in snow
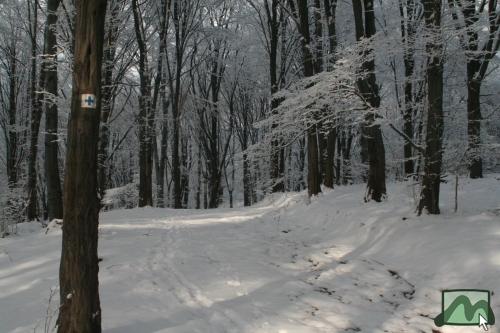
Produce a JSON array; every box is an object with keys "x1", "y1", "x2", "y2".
[{"x1": 1, "y1": 176, "x2": 500, "y2": 333}]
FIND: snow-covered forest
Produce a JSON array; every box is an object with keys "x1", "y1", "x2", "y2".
[{"x1": 0, "y1": 0, "x2": 499, "y2": 332}]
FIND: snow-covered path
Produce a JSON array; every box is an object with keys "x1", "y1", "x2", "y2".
[{"x1": 1, "y1": 177, "x2": 500, "y2": 332}]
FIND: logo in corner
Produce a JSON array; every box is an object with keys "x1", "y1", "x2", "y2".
[{"x1": 434, "y1": 289, "x2": 495, "y2": 331}]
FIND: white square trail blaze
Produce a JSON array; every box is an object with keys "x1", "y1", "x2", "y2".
[{"x1": 81, "y1": 94, "x2": 97, "y2": 109}]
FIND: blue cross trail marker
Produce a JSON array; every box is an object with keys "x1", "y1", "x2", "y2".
[{"x1": 81, "y1": 94, "x2": 97, "y2": 109}]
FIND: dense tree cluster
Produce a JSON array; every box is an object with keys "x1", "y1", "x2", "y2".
[{"x1": 0, "y1": 0, "x2": 498, "y2": 223}]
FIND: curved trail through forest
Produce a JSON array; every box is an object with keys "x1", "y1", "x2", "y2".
[{"x1": 126, "y1": 194, "x2": 418, "y2": 333}]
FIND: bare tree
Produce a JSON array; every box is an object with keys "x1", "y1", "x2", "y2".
[
  {"x1": 320, "y1": 0, "x2": 338, "y2": 188},
  {"x1": 132, "y1": 0, "x2": 154, "y2": 207},
  {"x1": 98, "y1": 0, "x2": 127, "y2": 197},
  {"x1": 43, "y1": 0, "x2": 63, "y2": 221},
  {"x1": 26, "y1": 0, "x2": 40, "y2": 219},
  {"x1": 418, "y1": 0, "x2": 444, "y2": 215},
  {"x1": 449, "y1": 0, "x2": 500, "y2": 178},
  {"x1": 399, "y1": 0, "x2": 422, "y2": 178},
  {"x1": 352, "y1": 0, "x2": 386, "y2": 202},
  {"x1": 288, "y1": 0, "x2": 322, "y2": 197}
]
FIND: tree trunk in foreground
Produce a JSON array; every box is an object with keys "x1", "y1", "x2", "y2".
[
  {"x1": 418, "y1": 0, "x2": 444, "y2": 215},
  {"x1": 57, "y1": 0, "x2": 107, "y2": 331}
]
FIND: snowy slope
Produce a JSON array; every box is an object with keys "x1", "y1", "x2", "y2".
[{"x1": 1, "y1": 176, "x2": 500, "y2": 333}]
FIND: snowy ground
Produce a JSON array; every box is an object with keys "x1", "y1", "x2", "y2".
[{"x1": 1, "y1": 176, "x2": 500, "y2": 333}]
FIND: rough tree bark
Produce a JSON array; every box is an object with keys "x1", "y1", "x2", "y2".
[
  {"x1": 44, "y1": 0, "x2": 63, "y2": 221},
  {"x1": 418, "y1": 0, "x2": 444, "y2": 215},
  {"x1": 57, "y1": 0, "x2": 107, "y2": 331}
]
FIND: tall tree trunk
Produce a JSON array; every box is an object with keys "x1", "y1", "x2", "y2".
[
  {"x1": 313, "y1": 0, "x2": 323, "y2": 73},
  {"x1": 196, "y1": 149, "x2": 201, "y2": 209},
  {"x1": 243, "y1": 152, "x2": 251, "y2": 206},
  {"x1": 323, "y1": 128, "x2": 336, "y2": 187},
  {"x1": 6, "y1": 39, "x2": 18, "y2": 186},
  {"x1": 27, "y1": 0, "x2": 40, "y2": 220},
  {"x1": 181, "y1": 137, "x2": 190, "y2": 208},
  {"x1": 296, "y1": 0, "x2": 321, "y2": 197},
  {"x1": 172, "y1": 106, "x2": 181, "y2": 207},
  {"x1": 203, "y1": 178, "x2": 208, "y2": 209},
  {"x1": 157, "y1": 87, "x2": 169, "y2": 207},
  {"x1": 98, "y1": 0, "x2": 122, "y2": 197},
  {"x1": 352, "y1": 0, "x2": 386, "y2": 202},
  {"x1": 418, "y1": 0, "x2": 444, "y2": 215},
  {"x1": 151, "y1": 0, "x2": 168, "y2": 208},
  {"x1": 207, "y1": 112, "x2": 220, "y2": 209},
  {"x1": 467, "y1": 62, "x2": 483, "y2": 178},
  {"x1": 207, "y1": 44, "x2": 223, "y2": 209},
  {"x1": 340, "y1": 129, "x2": 353, "y2": 185},
  {"x1": 241, "y1": 99, "x2": 251, "y2": 206},
  {"x1": 44, "y1": 0, "x2": 63, "y2": 221},
  {"x1": 171, "y1": 0, "x2": 183, "y2": 209},
  {"x1": 335, "y1": 134, "x2": 341, "y2": 185},
  {"x1": 400, "y1": 0, "x2": 418, "y2": 178},
  {"x1": 133, "y1": 0, "x2": 153, "y2": 207},
  {"x1": 307, "y1": 129, "x2": 321, "y2": 196},
  {"x1": 451, "y1": 0, "x2": 500, "y2": 178},
  {"x1": 267, "y1": 0, "x2": 284, "y2": 193},
  {"x1": 322, "y1": 0, "x2": 338, "y2": 188},
  {"x1": 156, "y1": 1, "x2": 169, "y2": 207},
  {"x1": 314, "y1": 0, "x2": 327, "y2": 187},
  {"x1": 57, "y1": 0, "x2": 107, "y2": 331}
]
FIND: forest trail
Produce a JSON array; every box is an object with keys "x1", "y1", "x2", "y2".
[
  {"x1": 99, "y1": 196, "x2": 418, "y2": 333},
  {"x1": 1, "y1": 177, "x2": 500, "y2": 332}
]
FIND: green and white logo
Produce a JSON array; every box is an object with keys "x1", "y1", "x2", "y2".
[{"x1": 434, "y1": 289, "x2": 495, "y2": 331}]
